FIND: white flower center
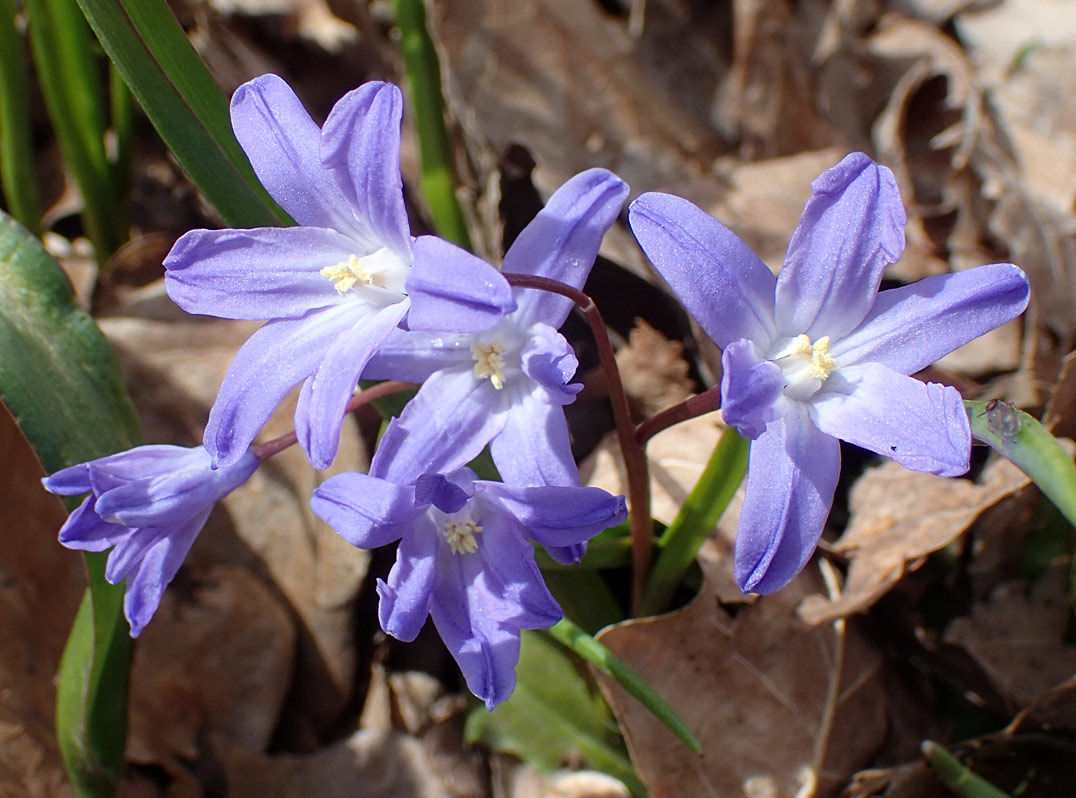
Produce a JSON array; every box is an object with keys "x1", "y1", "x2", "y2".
[
  {"x1": 442, "y1": 519, "x2": 482, "y2": 554},
  {"x1": 471, "y1": 339, "x2": 506, "y2": 390},
  {"x1": 320, "y1": 247, "x2": 408, "y2": 297},
  {"x1": 770, "y1": 333, "x2": 837, "y2": 401}
]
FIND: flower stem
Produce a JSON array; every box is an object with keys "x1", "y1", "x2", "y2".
[
  {"x1": 250, "y1": 380, "x2": 416, "y2": 461},
  {"x1": 634, "y1": 387, "x2": 721, "y2": 447},
  {"x1": 503, "y1": 273, "x2": 653, "y2": 613}
]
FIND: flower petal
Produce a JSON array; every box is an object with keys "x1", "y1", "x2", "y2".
[
  {"x1": 312, "y1": 471, "x2": 419, "y2": 548},
  {"x1": 629, "y1": 192, "x2": 777, "y2": 349},
  {"x1": 164, "y1": 226, "x2": 357, "y2": 320},
  {"x1": 491, "y1": 386, "x2": 578, "y2": 486},
  {"x1": 775, "y1": 153, "x2": 905, "y2": 339},
  {"x1": 406, "y1": 236, "x2": 517, "y2": 333},
  {"x1": 720, "y1": 339, "x2": 786, "y2": 440},
  {"x1": 363, "y1": 328, "x2": 473, "y2": 383},
  {"x1": 811, "y1": 363, "x2": 970, "y2": 476},
  {"x1": 520, "y1": 323, "x2": 581, "y2": 405},
  {"x1": 93, "y1": 448, "x2": 257, "y2": 527},
  {"x1": 370, "y1": 369, "x2": 508, "y2": 484},
  {"x1": 204, "y1": 306, "x2": 357, "y2": 467},
  {"x1": 483, "y1": 482, "x2": 627, "y2": 550},
  {"x1": 504, "y1": 168, "x2": 629, "y2": 329},
  {"x1": 377, "y1": 519, "x2": 438, "y2": 642},
  {"x1": 43, "y1": 463, "x2": 93, "y2": 495},
  {"x1": 829, "y1": 263, "x2": 1030, "y2": 375},
  {"x1": 414, "y1": 471, "x2": 474, "y2": 514},
  {"x1": 476, "y1": 510, "x2": 563, "y2": 627},
  {"x1": 320, "y1": 82, "x2": 411, "y2": 259},
  {"x1": 121, "y1": 512, "x2": 209, "y2": 637},
  {"x1": 296, "y1": 299, "x2": 409, "y2": 469},
  {"x1": 736, "y1": 406, "x2": 839, "y2": 594},
  {"x1": 57, "y1": 497, "x2": 129, "y2": 552},
  {"x1": 230, "y1": 74, "x2": 368, "y2": 238}
]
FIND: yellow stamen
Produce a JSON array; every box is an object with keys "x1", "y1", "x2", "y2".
[
  {"x1": 320, "y1": 254, "x2": 384, "y2": 295},
  {"x1": 807, "y1": 335, "x2": 836, "y2": 380},
  {"x1": 443, "y1": 520, "x2": 482, "y2": 554},
  {"x1": 471, "y1": 340, "x2": 506, "y2": 390}
]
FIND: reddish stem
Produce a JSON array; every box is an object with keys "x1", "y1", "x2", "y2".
[
  {"x1": 250, "y1": 380, "x2": 417, "y2": 461},
  {"x1": 504, "y1": 273, "x2": 653, "y2": 613},
  {"x1": 634, "y1": 387, "x2": 722, "y2": 447}
]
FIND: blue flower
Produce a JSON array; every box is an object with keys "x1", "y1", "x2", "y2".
[
  {"x1": 629, "y1": 152, "x2": 1031, "y2": 594},
  {"x1": 311, "y1": 459, "x2": 627, "y2": 708},
  {"x1": 360, "y1": 168, "x2": 628, "y2": 564},
  {"x1": 43, "y1": 446, "x2": 258, "y2": 636},
  {"x1": 164, "y1": 74, "x2": 511, "y2": 471}
]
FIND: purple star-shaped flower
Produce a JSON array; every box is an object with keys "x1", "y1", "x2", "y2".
[
  {"x1": 629, "y1": 152, "x2": 1030, "y2": 594},
  {"x1": 311, "y1": 455, "x2": 627, "y2": 708},
  {"x1": 163, "y1": 74, "x2": 511, "y2": 470},
  {"x1": 43, "y1": 445, "x2": 258, "y2": 636},
  {"x1": 362, "y1": 169, "x2": 628, "y2": 545}
]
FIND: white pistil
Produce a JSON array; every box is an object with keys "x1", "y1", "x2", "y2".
[
  {"x1": 321, "y1": 253, "x2": 385, "y2": 295},
  {"x1": 772, "y1": 333, "x2": 838, "y2": 401},
  {"x1": 472, "y1": 339, "x2": 506, "y2": 390},
  {"x1": 442, "y1": 520, "x2": 482, "y2": 554}
]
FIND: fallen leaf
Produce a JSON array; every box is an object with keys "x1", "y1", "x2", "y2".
[
  {"x1": 945, "y1": 563, "x2": 1076, "y2": 710},
  {"x1": 614, "y1": 319, "x2": 693, "y2": 418},
  {"x1": 798, "y1": 457, "x2": 1030, "y2": 625},
  {"x1": 597, "y1": 566, "x2": 887, "y2": 798}
]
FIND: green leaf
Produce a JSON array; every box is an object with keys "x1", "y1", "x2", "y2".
[
  {"x1": 0, "y1": 0, "x2": 43, "y2": 233},
  {"x1": 0, "y1": 211, "x2": 141, "y2": 795},
  {"x1": 74, "y1": 0, "x2": 290, "y2": 229},
  {"x1": 25, "y1": 0, "x2": 124, "y2": 259},
  {"x1": 465, "y1": 631, "x2": 646, "y2": 797},
  {"x1": 639, "y1": 428, "x2": 748, "y2": 616},
  {"x1": 965, "y1": 400, "x2": 1076, "y2": 529},
  {"x1": 391, "y1": 0, "x2": 472, "y2": 249}
]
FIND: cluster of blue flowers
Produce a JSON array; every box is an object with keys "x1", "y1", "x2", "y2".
[{"x1": 44, "y1": 75, "x2": 1030, "y2": 708}]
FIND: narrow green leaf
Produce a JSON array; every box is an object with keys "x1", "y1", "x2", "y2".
[
  {"x1": 391, "y1": 0, "x2": 472, "y2": 249},
  {"x1": 548, "y1": 617, "x2": 701, "y2": 755},
  {"x1": 543, "y1": 569, "x2": 625, "y2": 634},
  {"x1": 965, "y1": 400, "x2": 1076, "y2": 529},
  {"x1": 466, "y1": 631, "x2": 646, "y2": 796},
  {"x1": 0, "y1": 211, "x2": 141, "y2": 794},
  {"x1": 921, "y1": 741, "x2": 1013, "y2": 798},
  {"x1": 0, "y1": 0, "x2": 42, "y2": 233},
  {"x1": 639, "y1": 428, "x2": 748, "y2": 616},
  {"x1": 74, "y1": 0, "x2": 290, "y2": 228},
  {"x1": 25, "y1": 0, "x2": 124, "y2": 259}
]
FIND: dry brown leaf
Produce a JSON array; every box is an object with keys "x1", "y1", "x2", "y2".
[
  {"x1": 429, "y1": 0, "x2": 730, "y2": 195},
  {"x1": 799, "y1": 457, "x2": 1030, "y2": 625},
  {"x1": 0, "y1": 411, "x2": 81, "y2": 798},
  {"x1": 597, "y1": 566, "x2": 887, "y2": 798},
  {"x1": 216, "y1": 729, "x2": 452, "y2": 798},
  {"x1": 614, "y1": 319, "x2": 693, "y2": 417},
  {"x1": 126, "y1": 566, "x2": 297, "y2": 765},
  {"x1": 945, "y1": 564, "x2": 1076, "y2": 710}
]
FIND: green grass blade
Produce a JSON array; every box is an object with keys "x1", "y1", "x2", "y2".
[
  {"x1": 74, "y1": 0, "x2": 290, "y2": 229},
  {"x1": 547, "y1": 617, "x2": 701, "y2": 755},
  {"x1": 639, "y1": 428, "x2": 748, "y2": 616},
  {"x1": 0, "y1": 0, "x2": 43, "y2": 233},
  {"x1": 0, "y1": 210, "x2": 142, "y2": 794},
  {"x1": 921, "y1": 741, "x2": 1013, "y2": 798},
  {"x1": 965, "y1": 399, "x2": 1076, "y2": 528},
  {"x1": 25, "y1": 0, "x2": 124, "y2": 260},
  {"x1": 391, "y1": 0, "x2": 472, "y2": 249}
]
